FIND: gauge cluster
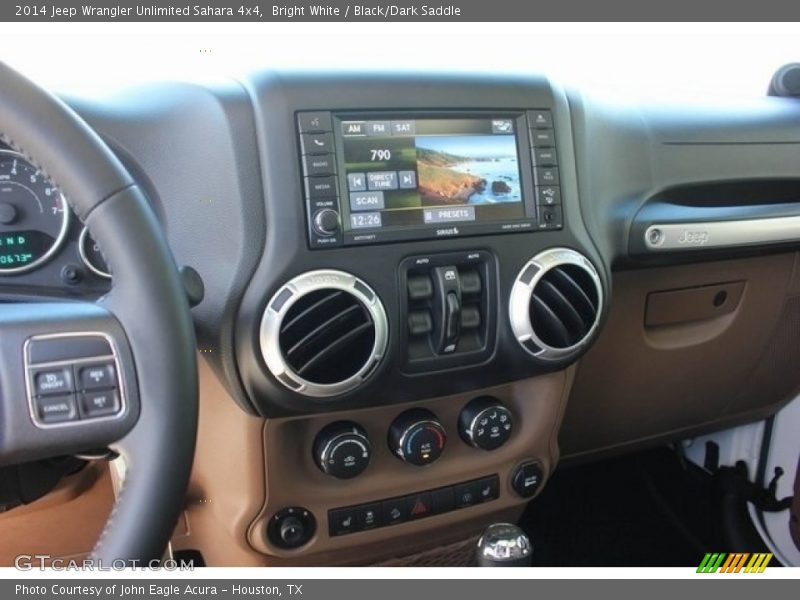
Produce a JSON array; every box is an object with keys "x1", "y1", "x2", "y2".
[{"x1": 0, "y1": 146, "x2": 111, "y2": 295}]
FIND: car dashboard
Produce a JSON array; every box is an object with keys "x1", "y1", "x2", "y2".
[{"x1": 1, "y1": 70, "x2": 799, "y2": 565}]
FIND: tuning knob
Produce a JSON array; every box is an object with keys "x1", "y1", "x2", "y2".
[
  {"x1": 388, "y1": 408, "x2": 446, "y2": 466},
  {"x1": 459, "y1": 396, "x2": 513, "y2": 451},
  {"x1": 313, "y1": 421, "x2": 371, "y2": 479},
  {"x1": 313, "y1": 209, "x2": 340, "y2": 236}
]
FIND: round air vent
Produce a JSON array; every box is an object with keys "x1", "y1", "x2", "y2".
[
  {"x1": 260, "y1": 270, "x2": 389, "y2": 398},
  {"x1": 509, "y1": 248, "x2": 603, "y2": 361}
]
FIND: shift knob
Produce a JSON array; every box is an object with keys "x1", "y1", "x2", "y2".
[{"x1": 476, "y1": 523, "x2": 532, "y2": 567}]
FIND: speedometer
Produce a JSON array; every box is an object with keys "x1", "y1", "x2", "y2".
[{"x1": 0, "y1": 149, "x2": 69, "y2": 274}]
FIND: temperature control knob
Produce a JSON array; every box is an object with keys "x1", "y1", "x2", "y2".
[
  {"x1": 313, "y1": 421, "x2": 371, "y2": 479},
  {"x1": 388, "y1": 408, "x2": 446, "y2": 466},
  {"x1": 312, "y1": 209, "x2": 340, "y2": 236},
  {"x1": 459, "y1": 397, "x2": 513, "y2": 451}
]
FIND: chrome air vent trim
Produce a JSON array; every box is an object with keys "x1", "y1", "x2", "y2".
[
  {"x1": 260, "y1": 269, "x2": 389, "y2": 398},
  {"x1": 509, "y1": 248, "x2": 602, "y2": 361}
]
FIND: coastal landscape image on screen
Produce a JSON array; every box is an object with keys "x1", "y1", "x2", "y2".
[{"x1": 415, "y1": 135, "x2": 521, "y2": 207}]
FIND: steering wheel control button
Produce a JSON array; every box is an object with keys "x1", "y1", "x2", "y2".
[
  {"x1": 33, "y1": 368, "x2": 73, "y2": 396},
  {"x1": 313, "y1": 421, "x2": 371, "y2": 479},
  {"x1": 78, "y1": 363, "x2": 117, "y2": 391},
  {"x1": 459, "y1": 397, "x2": 513, "y2": 451},
  {"x1": 512, "y1": 461, "x2": 544, "y2": 499},
  {"x1": 79, "y1": 390, "x2": 121, "y2": 419},
  {"x1": 388, "y1": 408, "x2": 446, "y2": 466},
  {"x1": 268, "y1": 507, "x2": 316, "y2": 549},
  {"x1": 35, "y1": 394, "x2": 78, "y2": 423},
  {"x1": 25, "y1": 333, "x2": 126, "y2": 428}
]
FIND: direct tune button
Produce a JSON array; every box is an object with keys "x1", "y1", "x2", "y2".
[
  {"x1": 388, "y1": 408, "x2": 446, "y2": 466},
  {"x1": 459, "y1": 396, "x2": 513, "y2": 451},
  {"x1": 313, "y1": 421, "x2": 371, "y2": 479},
  {"x1": 312, "y1": 209, "x2": 340, "y2": 236}
]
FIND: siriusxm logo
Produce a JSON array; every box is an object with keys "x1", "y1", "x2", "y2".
[{"x1": 436, "y1": 227, "x2": 460, "y2": 236}]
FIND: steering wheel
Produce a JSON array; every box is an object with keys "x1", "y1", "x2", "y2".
[{"x1": 0, "y1": 63, "x2": 198, "y2": 563}]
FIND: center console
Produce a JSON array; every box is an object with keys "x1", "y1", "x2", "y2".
[{"x1": 232, "y1": 72, "x2": 609, "y2": 563}]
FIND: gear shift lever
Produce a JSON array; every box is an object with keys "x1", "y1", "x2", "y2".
[{"x1": 476, "y1": 523, "x2": 532, "y2": 567}]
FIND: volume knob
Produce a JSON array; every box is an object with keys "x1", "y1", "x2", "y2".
[{"x1": 313, "y1": 209, "x2": 340, "y2": 236}]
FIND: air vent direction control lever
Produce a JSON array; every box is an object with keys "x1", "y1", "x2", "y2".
[{"x1": 431, "y1": 266, "x2": 462, "y2": 354}]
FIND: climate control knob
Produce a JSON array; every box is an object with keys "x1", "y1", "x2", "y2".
[
  {"x1": 388, "y1": 408, "x2": 446, "y2": 466},
  {"x1": 313, "y1": 421, "x2": 371, "y2": 479},
  {"x1": 312, "y1": 208, "x2": 340, "y2": 236},
  {"x1": 459, "y1": 397, "x2": 513, "y2": 451}
]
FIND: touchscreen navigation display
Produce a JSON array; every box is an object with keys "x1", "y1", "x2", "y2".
[{"x1": 336, "y1": 115, "x2": 530, "y2": 236}]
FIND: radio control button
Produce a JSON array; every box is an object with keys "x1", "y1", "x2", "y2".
[
  {"x1": 302, "y1": 154, "x2": 336, "y2": 177},
  {"x1": 341, "y1": 121, "x2": 366, "y2": 137},
  {"x1": 297, "y1": 112, "x2": 333, "y2": 133},
  {"x1": 530, "y1": 129, "x2": 555, "y2": 148},
  {"x1": 313, "y1": 209, "x2": 340, "y2": 236},
  {"x1": 532, "y1": 148, "x2": 558, "y2": 166},
  {"x1": 347, "y1": 172, "x2": 367, "y2": 192},
  {"x1": 367, "y1": 171, "x2": 398, "y2": 191},
  {"x1": 535, "y1": 185, "x2": 561, "y2": 206},
  {"x1": 528, "y1": 109, "x2": 553, "y2": 129},
  {"x1": 398, "y1": 170, "x2": 417, "y2": 189},
  {"x1": 534, "y1": 167, "x2": 560, "y2": 186},
  {"x1": 305, "y1": 176, "x2": 338, "y2": 198},
  {"x1": 300, "y1": 132, "x2": 334, "y2": 155},
  {"x1": 538, "y1": 205, "x2": 563, "y2": 229},
  {"x1": 297, "y1": 112, "x2": 332, "y2": 133}
]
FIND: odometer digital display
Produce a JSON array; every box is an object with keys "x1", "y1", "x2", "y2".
[
  {"x1": 0, "y1": 149, "x2": 69, "y2": 274},
  {"x1": 0, "y1": 231, "x2": 57, "y2": 267}
]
